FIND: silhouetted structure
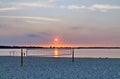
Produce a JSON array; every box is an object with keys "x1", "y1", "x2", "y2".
[{"x1": 21, "y1": 49, "x2": 24, "y2": 67}]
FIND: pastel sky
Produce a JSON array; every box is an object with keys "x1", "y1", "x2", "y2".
[{"x1": 0, "y1": 0, "x2": 120, "y2": 47}]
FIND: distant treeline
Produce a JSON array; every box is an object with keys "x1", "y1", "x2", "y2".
[
  {"x1": 0, "y1": 46, "x2": 44, "y2": 49},
  {"x1": 0, "y1": 46, "x2": 120, "y2": 49},
  {"x1": 76, "y1": 47, "x2": 120, "y2": 49}
]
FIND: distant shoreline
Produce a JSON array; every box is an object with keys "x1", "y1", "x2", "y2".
[
  {"x1": 0, "y1": 46, "x2": 120, "y2": 49},
  {"x1": 0, "y1": 56, "x2": 120, "y2": 59}
]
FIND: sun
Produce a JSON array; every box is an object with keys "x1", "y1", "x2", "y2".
[{"x1": 54, "y1": 38, "x2": 58, "y2": 42}]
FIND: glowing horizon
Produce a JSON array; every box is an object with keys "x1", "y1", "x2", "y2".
[{"x1": 0, "y1": 0, "x2": 120, "y2": 47}]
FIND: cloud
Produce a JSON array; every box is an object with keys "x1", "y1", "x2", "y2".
[
  {"x1": 66, "y1": 4, "x2": 120, "y2": 12},
  {"x1": 0, "y1": 0, "x2": 120, "y2": 13},
  {"x1": 0, "y1": 7, "x2": 17, "y2": 12},
  {"x1": 10, "y1": 0, "x2": 55, "y2": 8},
  {"x1": 90, "y1": 4, "x2": 120, "y2": 11},
  {"x1": 68, "y1": 5, "x2": 86, "y2": 10},
  {"x1": 39, "y1": 32, "x2": 51, "y2": 36},
  {"x1": 0, "y1": 0, "x2": 55, "y2": 12},
  {"x1": 26, "y1": 34, "x2": 39, "y2": 38},
  {"x1": 48, "y1": 0, "x2": 55, "y2": 3},
  {"x1": 70, "y1": 26, "x2": 81, "y2": 30},
  {"x1": 25, "y1": 20, "x2": 53, "y2": 24},
  {"x1": 14, "y1": 2, "x2": 53, "y2": 8},
  {"x1": 0, "y1": 16, "x2": 60, "y2": 22},
  {"x1": 59, "y1": 5, "x2": 66, "y2": 9}
]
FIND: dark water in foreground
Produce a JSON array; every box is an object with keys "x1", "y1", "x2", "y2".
[{"x1": 0, "y1": 56, "x2": 120, "y2": 79}]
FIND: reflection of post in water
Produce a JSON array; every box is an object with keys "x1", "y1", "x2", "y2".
[
  {"x1": 54, "y1": 48, "x2": 58, "y2": 58},
  {"x1": 21, "y1": 49, "x2": 24, "y2": 67},
  {"x1": 72, "y1": 48, "x2": 74, "y2": 62}
]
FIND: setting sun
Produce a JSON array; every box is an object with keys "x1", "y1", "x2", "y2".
[{"x1": 54, "y1": 38, "x2": 58, "y2": 42}]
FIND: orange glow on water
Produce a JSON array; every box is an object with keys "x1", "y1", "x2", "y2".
[{"x1": 54, "y1": 48, "x2": 58, "y2": 57}]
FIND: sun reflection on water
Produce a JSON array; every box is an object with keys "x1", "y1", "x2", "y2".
[{"x1": 54, "y1": 48, "x2": 58, "y2": 58}]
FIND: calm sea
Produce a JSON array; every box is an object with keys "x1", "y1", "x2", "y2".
[{"x1": 0, "y1": 49, "x2": 120, "y2": 58}]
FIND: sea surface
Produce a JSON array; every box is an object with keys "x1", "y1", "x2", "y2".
[
  {"x1": 0, "y1": 49, "x2": 120, "y2": 79},
  {"x1": 0, "y1": 49, "x2": 120, "y2": 58},
  {"x1": 0, "y1": 56, "x2": 120, "y2": 79}
]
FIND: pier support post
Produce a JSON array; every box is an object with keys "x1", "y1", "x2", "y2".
[
  {"x1": 26, "y1": 49, "x2": 28, "y2": 56},
  {"x1": 72, "y1": 48, "x2": 74, "y2": 62},
  {"x1": 21, "y1": 48, "x2": 24, "y2": 67}
]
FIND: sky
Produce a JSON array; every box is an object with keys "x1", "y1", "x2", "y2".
[{"x1": 0, "y1": 0, "x2": 120, "y2": 47}]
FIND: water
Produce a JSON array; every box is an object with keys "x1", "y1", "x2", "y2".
[{"x1": 0, "y1": 49, "x2": 120, "y2": 58}]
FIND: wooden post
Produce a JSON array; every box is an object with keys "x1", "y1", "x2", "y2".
[
  {"x1": 26, "y1": 49, "x2": 28, "y2": 56},
  {"x1": 21, "y1": 48, "x2": 24, "y2": 67},
  {"x1": 72, "y1": 48, "x2": 74, "y2": 62}
]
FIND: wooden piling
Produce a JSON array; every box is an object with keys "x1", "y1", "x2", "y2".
[
  {"x1": 26, "y1": 49, "x2": 28, "y2": 56},
  {"x1": 21, "y1": 48, "x2": 24, "y2": 67}
]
